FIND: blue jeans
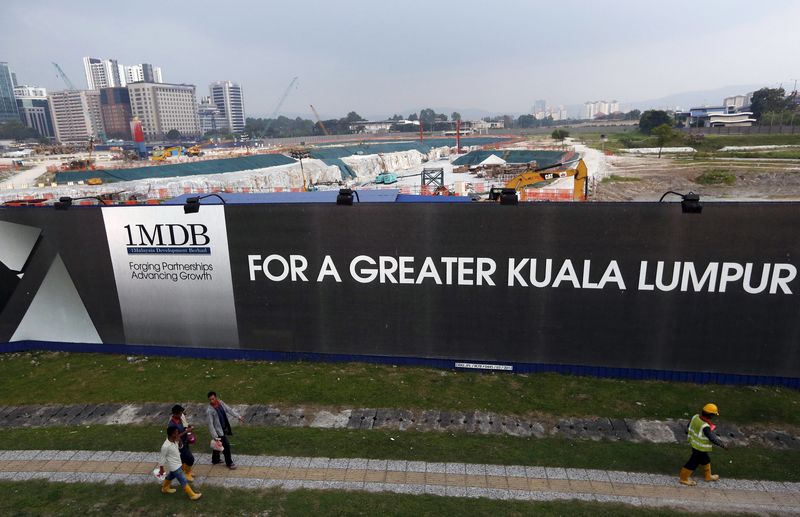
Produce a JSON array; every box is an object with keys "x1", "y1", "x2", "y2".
[{"x1": 165, "y1": 467, "x2": 188, "y2": 488}]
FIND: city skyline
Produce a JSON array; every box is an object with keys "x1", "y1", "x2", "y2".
[{"x1": 2, "y1": 0, "x2": 799, "y2": 119}]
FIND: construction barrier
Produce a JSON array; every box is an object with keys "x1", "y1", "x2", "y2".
[{"x1": 0, "y1": 202, "x2": 799, "y2": 386}]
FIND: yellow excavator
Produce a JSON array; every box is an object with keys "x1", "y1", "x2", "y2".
[
  {"x1": 151, "y1": 146, "x2": 184, "y2": 162},
  {"x1": 505, "y1": 158, "x2": 588, "y2": 201}
]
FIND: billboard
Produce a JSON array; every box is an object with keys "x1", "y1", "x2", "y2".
[{"x1": 0, "y1": 202, "x2": 798, "y2": 385}]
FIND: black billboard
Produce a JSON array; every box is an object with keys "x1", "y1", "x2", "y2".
[{"x1": 0, "y1": 202, "x2": 798, "y2": 385}]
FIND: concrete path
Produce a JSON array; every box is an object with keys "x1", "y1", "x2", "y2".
[
  {"x1": 2, "y1": 403, "x2": 798, "y2": 450},
  {"x1": 0, "y1": 449, "x2": 798, "y2": 513}
]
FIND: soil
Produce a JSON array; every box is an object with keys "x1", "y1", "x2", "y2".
[{"x1": 590, "y1": 154, "x2": 800, "y2": 202}]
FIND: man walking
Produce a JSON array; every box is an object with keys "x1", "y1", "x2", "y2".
[
  {"x1": 207, "y1": 390, "x2": 245, "y2": 469},
  {"x1": 158, "y1": 426, "x2": 202, "y2": 500},
  {"x1": 679, "y1": 403, "x2": 729, "y2": 486}
]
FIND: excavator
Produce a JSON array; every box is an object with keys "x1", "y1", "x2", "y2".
[
  {"x1": 151, "y1": 146, "x2": 184, "y2": 162},
  {"x1": 186, "y1": 141, "x2": 214, "y2": 157},
  {"x1": 504, "y1": 158, "x2": 588, "y2": 201}
]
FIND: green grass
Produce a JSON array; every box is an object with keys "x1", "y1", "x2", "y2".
[
  {"x1": 2, "y1": 352, "x2": 799, "y2": 427},
  {"x1": 695, "y1": 170, "x2": 737, "y2": 186},
  {"x1": 600, "y1": 175, "x2": 641, "y2": 183},
  {"x1": 701, "y1": 150, "x2": 800, "y2": 160},
  {"x1": 5, "y1": 425, "x2": 799, "y2": 481},
  {"x1": 0, "y1": 480, "x2": 709, "y2": 517}
]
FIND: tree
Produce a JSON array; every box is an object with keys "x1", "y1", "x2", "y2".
[
  {"x1": 407, "y1": 113, "x2": 418, "y2": 121},
  {"x1": 625, "y1": 109, "x2": 641, "y2": 120},
  {"x1": 750, "y1": 87, "x2": 792, "y2": 121},
  {"x1": 165, "y1": 129, "x2": 181, "y2": 141},
  {"x1": 551, "y1": 129, "x2": 570, "y2": 143},
  {"x1": 344, "y1": 111, "x2": 365, "y2": 123},
  {"x1": 517, "y1": 114, "x2": 536, "y2": 128},
  {"x1": 638, "y1": 110, "x2": 672, "y2": 134},
  {"x1": 0, "y1": 120, "x2": 40, "y2": 140},
  {"x1": 651, "y1": 123, "x2": 675, "y2": 158},
  {"x1": 451, "y1": 112, "x2": 461, "y2": 121},
  {"x1": 389, "y1": 114, "x2": 404, "y2": 121},
  {"x1": 419, "y1": 108, "x2": 437, "y2": 128}
]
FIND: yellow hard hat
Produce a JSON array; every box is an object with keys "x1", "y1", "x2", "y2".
[{"x1": 703, "y1": 403, "x2": 719, "y2": 415}]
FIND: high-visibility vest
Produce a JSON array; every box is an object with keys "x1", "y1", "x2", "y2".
[{"x1": 688, "y1": 414, "x2": 712, "y2": 452}]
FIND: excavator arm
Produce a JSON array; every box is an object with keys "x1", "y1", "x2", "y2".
[{"x1": 505, "y1": 159, "x2": 588, "y2": 200}]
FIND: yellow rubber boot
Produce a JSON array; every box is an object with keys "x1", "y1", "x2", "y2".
[
  {"x1": 184, "y1": 484, "x2": 202, "y2": 500},
  {"x1": 161, "y1": 479, "x2": 176, "y2": 494},
  {"x1": 182, "y1": 464, "x2": 194, "y2": 482},
  {"x1": 679, "y1": 467, "x2": 697, "y2": 486},
  {"x1": 702, "y1": 464, "x2": 719, "y2": 481}
]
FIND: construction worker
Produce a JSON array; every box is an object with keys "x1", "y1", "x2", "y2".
[{"x1": 679, "y1": 403, "x2": 730, "y2": 486}]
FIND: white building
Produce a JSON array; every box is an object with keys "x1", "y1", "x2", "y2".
[
  {"x1": 48, "y1": 90, "x2": 104, "y2": 144},
  {"x1": 127, "y1": 82, "x2": 200, "y2": 140},
  {"x1": 723, "y1": 93, "x2": 752, "y2": 110},
  {"x1": 83, "y1": 57, "x2": 124, "y2": 90},
  {"x1": 198, "y1": 96, "x2": 228, "y2": 134},
  {"x1": 123, "y1": 63, "x2": 163, "y2": 85},
  {"x1": 583, "y1": 100, "x2": 621, "y2": 119},
  {"x1": 209, "y1": 81, "x2": 245, "y2": 133},
  {"x1": 14, "y1": 85, "x2": 47, "y2": 98}
]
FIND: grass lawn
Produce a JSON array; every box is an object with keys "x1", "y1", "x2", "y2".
[
  {"x1": 1, "y1": 352, "x2": 798, "y2": 427},
  {"x1": 4, "y1": 425, "x2": 799, "y2": 482},
  {"x1": 0, "y1": 480, "x2": 710, "y2": 516}
]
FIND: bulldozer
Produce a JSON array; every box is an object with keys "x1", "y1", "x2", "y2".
[{"x1": 504, "y1": 159, "x2": 588, "y2": 201}]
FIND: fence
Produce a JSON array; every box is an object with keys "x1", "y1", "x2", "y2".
[{"x1": 681, "y1": 125, "x2": 799, "y2": 136}]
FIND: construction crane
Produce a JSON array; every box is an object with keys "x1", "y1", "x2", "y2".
[
  {"x1": 263, "y1": 77, "x2": 298, "y2": 136},
  {"x1": 52, "y1": 62, "x2": 77, "y2": 90},
  {"x1": 310, "y1": 104, "x2": 330, "y2": 136}
]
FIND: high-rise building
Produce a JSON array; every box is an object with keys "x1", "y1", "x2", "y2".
[
  {"x1": 10, "y1": 71, "x2": 18, "y2": 88},
  {"x1": 83, "y1": 57, "x2": 124, "y2": 90},
  {"x1": 14, "y1": 85, "x2": 54, "y2": 139},
  {"x1": 0, "y1": 62, "x2": 20, "y2": 123},
  {"x1": 533, "y1": 99, "x2": 547, "y2": 119},
  {"x1": 209, "y1": 81, "x2": 245, "y2": 133},
  {"x1": 99, "y1": 87, "x2": 133, "y2": 140},
  {"x1": 127, "y1": 82, "x2": 200, "y2": 140},
  {"x1": 583, "y1": 100, "x2": 621, "y2": 120},
  {"x1": 198, "y1": 96, "x2": 228, "y2": 135},
  {"x1": 123, "y1": 63, "x2": 163, "y2": 85},
  {"x1": 48, "y1": 90, "x2": 104, "y2": 143}
]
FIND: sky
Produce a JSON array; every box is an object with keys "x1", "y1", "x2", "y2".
[{"x1": 3, "y1": 0, "x2": 799, "y2": 119}]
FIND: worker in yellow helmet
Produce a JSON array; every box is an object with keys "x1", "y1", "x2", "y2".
[{"x1": 679, "y1": 403, "x2": 730, "y2": 486}]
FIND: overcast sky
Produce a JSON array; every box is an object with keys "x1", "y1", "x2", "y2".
[{"x1": 3, "y1": 0, "x2": 799, "y2": 118}]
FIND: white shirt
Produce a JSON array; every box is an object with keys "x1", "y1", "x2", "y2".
[{"x1": 159, "y1": 439, "x2": 182, "y2": 472}]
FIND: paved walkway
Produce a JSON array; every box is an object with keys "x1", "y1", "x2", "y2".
[
  {"x1": 2, "y1": 403, "x2": 798, "y2": 450},
  {"x1": 0, "y1": 449, "x2": 798, "y2": 513}
]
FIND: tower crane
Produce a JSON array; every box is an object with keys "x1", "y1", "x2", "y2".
[
  {"x1": 264, "y1": 77, "x2": 298, "y2": 135},
  {"x1": 52, "y1": 62, "x2": 77, "y2": 90},
  {"x1": 309, "y1": 104, "x2": 330, "y2": 136}
]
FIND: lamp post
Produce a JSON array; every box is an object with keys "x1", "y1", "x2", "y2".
[{"x1": 290, "y1": 148, "x2": 310, "y2": 191}]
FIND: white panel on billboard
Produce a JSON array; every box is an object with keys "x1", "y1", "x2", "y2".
[
  {"x1": 101, "y1": 205, "x2": 239, "y2": 347},
  {"x1": 11, "y1": 254, "x2": 102, "y2": 343}
]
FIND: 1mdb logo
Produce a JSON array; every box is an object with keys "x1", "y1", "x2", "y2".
[{"x1": 124, "y1": 224, "x2": 211, "y2": 255}]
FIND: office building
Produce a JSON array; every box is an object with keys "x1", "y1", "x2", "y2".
[
  {"x1": 0, "y1": 62, "x2": 19, "y2": 123},
  {"x1": 583, "y1": 100, "x2": 621, "y2": 120},
  {"x1": 127, "y1": 82, "x2": 200, "y2": 140},
  {"x1": 198, "y1": 96, "x2": 228, "y2": 134},
  {"x1": 210, "y1": 81, "x2": 245, "y2": 133},
  {"x1": 100, "y1": 87, "x2": 133, "y2": 140},
  {"x1": 83, "y1": 57, "x2": 124, "y2": 89},
  {"x1": 48, "y1": 90, "x2": 104, "y2": 143},
  {"x1": 14, "y1": 85, "x2": 54, "y2": 139},
  {"x1": 123, "y1": 63, "x2": 163, "y2": 84}
]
